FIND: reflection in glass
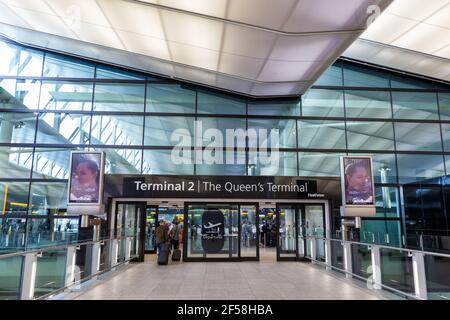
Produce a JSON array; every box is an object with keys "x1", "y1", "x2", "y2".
[
  {"x1": 146, "y1": 84, "x2": 195, "y2": 113},
  {"x1": 96, "y1": 65, "x2": 145, "y2": 80},
  {"x1": 0, "y1": 146, "x2": 33, "y2": 179},
  {"x1": 343, "y1": 62, "x2": 390, "y2": 87},
  {"x1": 0, "y1": 79, "x2": 41, "y2": 110},
  {"x1": 39, "y1": 81, "x2": 93, "y2": 111},
  {"x1": 32, "y1": 148, "x2": 73, "y2": 179},
  {"x1": 144, "y1": 116, "x2": 194, "y2": 147},
  {"x1": 97, "y1": 148, "x2": 142, "y2": 174},
  {"x1": 395, "y1": 122, "x2": 443, "y2": 152},
  {"x1": 28, "y1": 182, "x2": 68, "y2": 216},
  {"x1": 196, "y1": 150, "x2": 246, "y2": 176},
  {"x1": 247, "y1": 118, "x2": 296, "y2": 148},
  {"x1": 0, "y1": 112, "x2": 37, "y2": 144},
  {"x1": 0, "y1": 41, "x2": 43, "y2": 77},
  {"x1": 93, "y1": 83, "x2": 145, "y2": 112},
  {"x1": 34, "y1": 250, "x2": 67, "y2": 298},
  {"x1": 240, "y1": 205, "x2": 257, "y2": 258},
  {"x1": 142, "y1": 149, "x2": 193, "y2": 175},
  {"x1": 397, "y1": 154, "x2": 445, "y2": 184},
  {"x1": 0, "y1": 182, "x2": 29, "y2": 216},
  {"x1": 197, "y1": 92, "x2": 245, "y2": 115},
  {"x1": 43, "y1": 53, "x2": 94, "y2": 78},
  {"x1": 91, "y1": 115, "x2": 143, "y2": 146},
  {"x1": 392, "y1": 92, "x2": 439, "y2": 120},
  {"x1": 37, "y1": 113, "x2": 90, "y2": 145},
  {"x1": 301, "y1": 89, "x2": 344, "y2": 117},
  {"x1": 314, "y1": 62, "x2": 342, "y2": 86},
  {"x1": 298, "y1": 120, "x2": 346, "y2": 149},
  {"x1": 0, "y1": 256, "x2": 23, "y2": 300},
  {"x1": 439, "y1": 93, "x2": 450, "y2": 120},
  {"x1": 249, "y1": 151, "x2": 296, "y2": 176},
  {"x1": 248, "y1": 101, "x2": 299, "y2": 116},
  {"x1": 346, "y1": 121, "x2": 395, "y2": 150},
  {"x1": 344, "y1": 91, "x2": 392, "y2": 118},
  {"x1": 298, "y1": 152, "x2": 343, "y2": 177}
]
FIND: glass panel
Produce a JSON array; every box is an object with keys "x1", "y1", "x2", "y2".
[
  {"x1": 298, "y1": 152, "x2": 343, "y2": 177},
  {"x1": 0, "y1": 217, "x2": 26, "y2": 252},
  {"x1": 196, "y1": 150, "x2": 247, "y2": 176},
  {"x1": 93, "y1": 83, "x2": 145, "y2": 112},
  {"x1": 0, "y1": 79, "x2": 41, "y2": 110},
  {"x1": 0, "y1": 182, "x2": 29, "y2": 216},
  {"x1": 142, "y1": 149, "x2": 194, "y2": 175},
  {"x1": 28, "y1": 182, "x2": 68, "y2": 216},
  {"x1": 146, "y1": 84, "x2": 196, "y2": 113},
  {"x1": 374, "y1": 187, "x2": 400, "y2": 218},
  {"x1": 314, "y1": 62, "x2": 342, "y2": 86},
  {"x1": 92, "y1": 148, "x2": 141, "y2": 174},
  {"x1": 351, "y1": 243, "x2": 372, "y2": 279},
  {"x1": 186, "y1": 204, "x2": 238, "y2": 259},
  {"x1": 32, "y1": 148, "x2": 73, "y2": 179},
  {"x1": 197, "y1": 91, "x2": 245, "y2": 115},
  {"x1": 346, "y1": 121, "x2": 394, "y2": 150},
  {"x1": 0, "y1": 256, "x2": 22, "y2": 300},
  {"x1": 425, "y1": 255, "x2": 450, "y2": 300},
  {"x1": 145, "y1": 207, "x2": 157, "y2": 251},
  {"x1": 248, "y1": 101, "x2": 299, "y2": 116},
  {"x1": 380, "y1": 248, "x2": 415, "y2": 293},
  {"x1": 361, "y1": 220, "x2": 401, "y2": 246},
  {"x1": 36, "y1": 113, "x2": 90, "y2": 145},
  {"x1": 301, "y1": 89, "x2": 344, "y2": 117},
  {"x1": 74, "y1": 244, "x2": 89, "y2": 281},
  {"x1": 95, "y1": 65, "x2": 145, "y2": 80},
  {"x1": 392, "y1": 92, "x2": 439, "y2": 120},
  {"x1": 439, "y1": 93, "x2": 450, "y2": 120},
  {"x1": 199, "y1": 117, "x2": 246, "y2": 147},
  {"x1": 259, "y1": 208, "x2": 277, "y2": 250},
  {"x1": 144, "y1": 116, "x2": 194, "y2": 146},
  {"x1": 331, "y1": 240, "x2": 344, "y2": 271},
  {"x1": 0, "y1": 146, "x2": 32, "y2": 178},
  {"x1": 43, "y1": 53, "x2": 95, "y2": 78},
  {"x1": 39, "y1": 81, "x2": 93, "y2": 111},
  {"x1": 343, "y1": 62, "x2": 390, "y2": 87},
  {"x1": 0, "y1": 41, "x2": 43, "y2": 77},
  {"x1": 344, "y1": 91, "x2": 392, "y2": 119},
  {"x1": 397, "y1": 154, "x2": 445, "y2": 184},
  {"x1": 0, "y1": 112, "x2": 37, "y2": 144},
  {"x1": 298, "y1": 120, "x2": 346, "y2": 149},
  {"x1": 441, "y1": 123, "x2": 450, "y2": 152},
  {"x1": 391, "y1": 74, "x2": 435, "y2": 89},
  {"x1": 305, "y1": 205, "x2": 325, "y2": 260},
  {"x1": 279, "y1": 206, "x2": 297, "y2": 258},
  {"x1": 91, "y1": 115, "x2": 143, "y2": 146},
  {"x1": 247, "y1": 118, "x2": 296, "y2": 148},
  {"x1": 240, "y1": 205, "x2": 257, "y2": 258},
  {"x1": 34, "y1": 249, "x2": 67, "y2": 298},
  {"x1": 249, "y1": 151, "x2": 296, "y2": 176},
  {"x1": 395, "y1": 122, "x2": 443, "y2": 152},
  {"x1": 348, "y1": 153, "x2": 397, "y2": 184}
]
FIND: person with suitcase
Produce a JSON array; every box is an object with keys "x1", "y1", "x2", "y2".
[
  {"x1": 155, "y1": 220, "x2": 170, "y2": 265},
  {"x1": 170, "y1": 219, "x2": 182, "y2": 261}
]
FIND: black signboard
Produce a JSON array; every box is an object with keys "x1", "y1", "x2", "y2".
[
  {"x1": 121, "y1": 175, "x2": 322, "y2": 200},
  {"x1": 201, "y1": 209, "x2": 225, "y2": 253}
]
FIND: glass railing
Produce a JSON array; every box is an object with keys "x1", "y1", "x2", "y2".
[
  {"x1": 0, "y1": 235, "x2": 137, "y2": 300},
  {"x1": 304, "y1": 236, "x2": 450, "y2": 300}
]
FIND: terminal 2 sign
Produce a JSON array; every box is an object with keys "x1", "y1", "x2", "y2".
[{"x1": 122, "y1": 175, "x2": 324, "y2": 200}]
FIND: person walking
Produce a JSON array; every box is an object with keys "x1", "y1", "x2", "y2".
[
  {"x1": 169, "y1": 219, "x2": 182, "y2": 251},
  {"x1": 155, "y1": 220, "x2": 169, "y2": 255}
]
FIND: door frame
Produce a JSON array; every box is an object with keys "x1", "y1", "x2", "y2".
[
  {"x1": 144, "y1": 205, "x2": 158, "y2": 254},
  {"x1": 276, "y1": 203, "x2": 326, "y2": 262},
  {"x1": 183, "y1": 202, "x2": 260, "y2": 262},
  {"x1": 114, "y1": 201, "x2": 146, "y2": 262}
]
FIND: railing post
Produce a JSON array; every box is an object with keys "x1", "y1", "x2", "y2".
[
  {"x1": 111, "y1": 239, "x2": 118, "y2": 269},
  {"x1": 20, "y1": 252, "x2": 38, "y2": 300},
  {"x1": 412, "y1": 252, "x2": 428, "y2": 300},
  {"x1": 310, "y1": 237, "x2": 317, "y2": 262},
  {"x1": 370, "y1": 246, "x2": 382, "y2": 290},
  {"x1": 90, "y1": 242, "x2": 101, "y2": 278},
  {"x1": 343, "y1": 241, "x2": 352, "y2": 279},
  {"x1": 64, "y1": 246, "x2": 77, "y2": 287},
  {"x1": 125, "y1": 237, "x2": 132, "y2": 263},
  {"x1": 324, "y1": 239, "x2": 332, "y2": 271}
]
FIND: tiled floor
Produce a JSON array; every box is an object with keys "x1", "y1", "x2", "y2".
[{"x1": 72, "y1": 254, "x2": 399, "y2": 300}]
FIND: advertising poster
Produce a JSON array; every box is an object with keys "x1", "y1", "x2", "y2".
[
  {"x1": 68, "y1": 152, "x2": 103, "y2": 204},
  {"x1": 342, "y1": 156, "x2": 375, "y2": 206}
]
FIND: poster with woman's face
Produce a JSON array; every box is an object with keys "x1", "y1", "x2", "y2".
[
  {"x1": 69, "y1": 153, "x2": 101, "y2": 204},
  {"x1": 343, "y1": 157, "x2": 374, "y2": 205}
]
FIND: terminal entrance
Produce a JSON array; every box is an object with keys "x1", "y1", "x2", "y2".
[{"x1": 112, "y1": 199, "x2": 328, "y2": 263}]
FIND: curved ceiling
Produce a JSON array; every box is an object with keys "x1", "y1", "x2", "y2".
[
  {"x1": 344, "y1": 0, "x2": 450, "y2": 82},
  {"x1": 0, "y1": 0, "x2": 392, "y2": 97}
]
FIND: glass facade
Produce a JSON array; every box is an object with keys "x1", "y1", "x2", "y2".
[{"x1": 0, "y1": 38, "x2": 450, "y2": 252}]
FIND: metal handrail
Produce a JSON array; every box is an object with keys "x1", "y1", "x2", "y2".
[
  {"x1": 0, "y1": 235, "x2": 132, "y2": 260},
  {"x1": 306, "y1": 236, "x2": 450, "y2": 259}
]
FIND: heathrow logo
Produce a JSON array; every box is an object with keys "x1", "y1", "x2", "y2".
[
  {"x1": 203, "y1": 222, "x2": 223, "y2": 230},
  {"x1": 170, "y1": 120, "x2": 280, "y2": 174}
]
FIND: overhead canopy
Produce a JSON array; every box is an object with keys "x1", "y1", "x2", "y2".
[
  {"x1": 0, "y1": 0, "x2": 391, "y2": 97},
  {"x1": 344, "y1": 0, "x2": 450, "y2": 82}
]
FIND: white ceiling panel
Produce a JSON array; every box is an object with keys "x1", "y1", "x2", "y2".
[
  {"x1": 0, "y1": 0, "x2": 393, "y2": 97},
  {"x1": 392, "y1": 23, "x2": 450, "y2": 55},
  {"x1": 218, "y1": 53, "x2": 265, "y2": 79}
]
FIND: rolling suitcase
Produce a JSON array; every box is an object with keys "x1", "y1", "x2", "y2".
[
  {"x1": 157, "y1": 243, "x2": 170, "y2": 265},
  {"x1": 172, "y1": 249, "x2": 181, "y2": 261}
]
